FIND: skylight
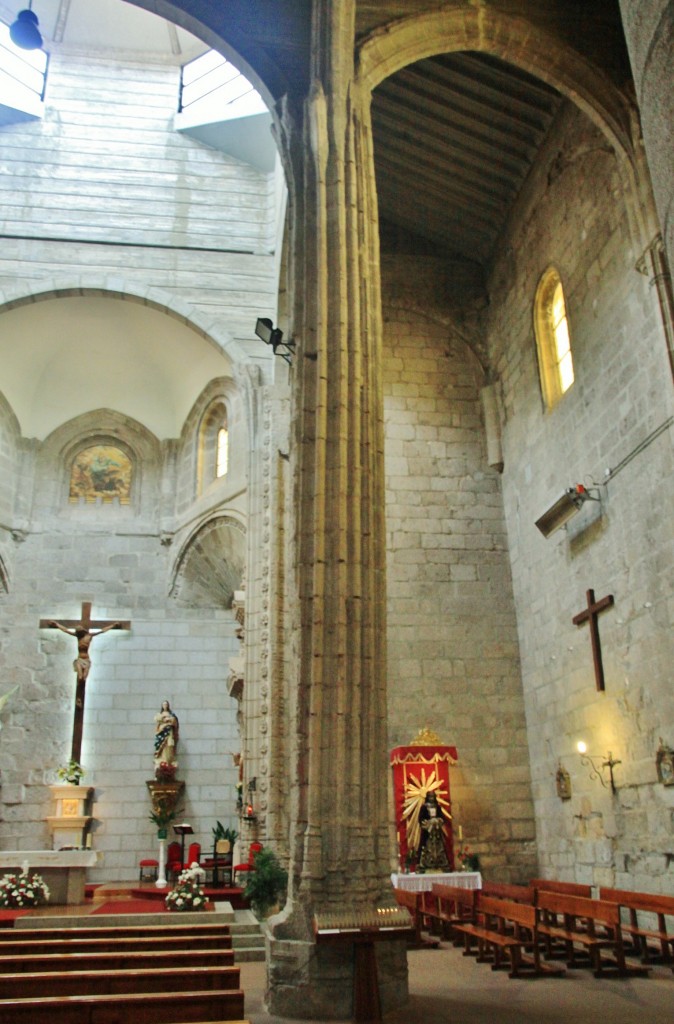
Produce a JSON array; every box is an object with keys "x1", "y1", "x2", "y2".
[
  {"x1": 179, "y1": 49, "x2": 266, "y2": 121},
  {"x1": 0, "y1": 21, "x2": 48, "y2": 117}
]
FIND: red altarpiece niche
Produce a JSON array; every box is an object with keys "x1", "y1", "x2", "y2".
[{"x1": 390, "y1": 728, "x2": 458, "y2": 871}]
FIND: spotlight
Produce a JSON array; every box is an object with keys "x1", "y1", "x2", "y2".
[
  {"x1": 255, "y1": 317, "x2": 295, "y2": 365},
  {"x1": 535, "y1": 484, "x2": 600, "y2": 538},
  {"x1": 9, "y1": 5, "x2": 43, "y2": 50}
]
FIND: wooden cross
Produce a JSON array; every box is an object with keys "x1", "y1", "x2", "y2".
[
  {"x1": 40, "y1": 601, "x2": 131, "y2": 763},
  {"x1": 572, "y1": 588, "x2": 614, "y2": 692}
]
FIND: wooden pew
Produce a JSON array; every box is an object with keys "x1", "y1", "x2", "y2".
[
  {"x1": 0, "y1": 948, "x2": 235, "y2": 974},
  {"x1": 453, "y1": 894, "x2": 563, "y2": 978},
  {"x1": 481, "y1": 881, "x2": 534, "y2": 904},
  {"x1": 535, "y1": 890, "x2": 651, "y2": 977},
  {"x1": 0, "y1": 965, "x2": 240, "y2": 999},
  {"x1": 0, "y1": 933, "x2": 232, "y2": 956},
  {"x1": 530, "y1": 878, "x2": 592, "y2": 899},
  {"x1": 429, "y1": 884, "x2": 477, "y2": 951},
  {"x1": 0, "y1": 988, "x2": 245, "y2": 1024},
  {"x1": 599, "y1": 887, "x2": 674, "y2": 965},
  {"x1": 393, "y1": 888, "x2": 427, "y2": 947}
]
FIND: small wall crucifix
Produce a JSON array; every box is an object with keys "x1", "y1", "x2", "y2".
[
  {"x1": 40, "y1": 601, "x2": 131, "y2": 763},
  {"x1": 572, "y1": 588, "x2": 614, "y2": 692}
]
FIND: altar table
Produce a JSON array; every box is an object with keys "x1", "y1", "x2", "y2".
[
  {"x1": 391, "y1": 871, "x2": 481, "y2": 892},
  {"x1": 0, "y1": 850, "x2": 100, "y2": 904}
]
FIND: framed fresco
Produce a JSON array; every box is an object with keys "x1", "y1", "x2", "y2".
[
  {"x1": 69, "y1": 445, "x2": 133, "y2": 504},
  {"x1": 656, "y1": 741, "x2": 674, "y2": 786}
]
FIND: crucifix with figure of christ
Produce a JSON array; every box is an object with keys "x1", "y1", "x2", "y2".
[
  {"x1": 40, "y1": 601, "x2": 131, "y2": 763},
  {"x1": 572, "y1": 588, "x2": 614, "y2": 692}
]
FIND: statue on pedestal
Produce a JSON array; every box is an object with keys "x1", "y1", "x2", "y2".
[
  {"x1": 418, "y1": 791, "x2": 450, "y2": 871},
  {"x1": 154, "y1": 700, "x2": 179, "y2": 773}
]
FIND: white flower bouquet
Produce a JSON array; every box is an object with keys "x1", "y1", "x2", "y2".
[
  {"x1": 165, "y1": 865, "x2": 206, "y2": 912},
  {"x1": 0, "y1": 869, "x2": 50, "y2": 908}
]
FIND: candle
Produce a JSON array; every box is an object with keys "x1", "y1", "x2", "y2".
[{"x1": 458, "y1": 826, "x2": 463, "y2": 841}]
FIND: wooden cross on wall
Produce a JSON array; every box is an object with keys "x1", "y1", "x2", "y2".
[
  {"x1": 40, "y1": 601, "x2": 131, "y2": 763},
  {"x1": 572, "y1": 588, "x2": 614, "y2": 692}
]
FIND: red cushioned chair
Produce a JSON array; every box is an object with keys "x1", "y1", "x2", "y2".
[
  {"x1": 166, "y1": 840, "x2": 182, "y2": 879},
  {"x1": 138, "y1": 857, "x2": 158, "y2": 882},
  {"x1": 183, "y1": 841, "x2": 202, "y2": 870},
  {"x1": 233, "y1": 841, "x2": 263, "y2": 886}
]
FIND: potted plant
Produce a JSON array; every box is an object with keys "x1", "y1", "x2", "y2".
[
  {"x1": 244, "y1": 847, "x2": 288, "y2": 919},
  {"x1": 56, "y1": 759, "x2": 85, "y2": 785},
  {"x1": 149, "y1": 806, "x2": 182, "y2": 840}
]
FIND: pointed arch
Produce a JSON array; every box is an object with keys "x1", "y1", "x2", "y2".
[{"x1": 358, "y1": 7, "x2": 635, "y2": 163}]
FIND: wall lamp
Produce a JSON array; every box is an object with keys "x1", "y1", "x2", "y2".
[
  {"x1": 9, "y1": 3, "x2": 43, "y2": 50},
  {"x1": 535, "y1": 484, "x2": 600, "y2": 538},
  {"x1": 255, "y1": 317, "x2": 295, "y2": 365},
  {"x1": 243, "y1": 776, "x2": 257, "y2": 823},
  {"x1": 577, "y1": 741, "x2": 621, "y2": 794}
]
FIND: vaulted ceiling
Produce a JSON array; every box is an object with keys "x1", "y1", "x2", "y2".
[{"x1": 373, "y1": 51, "x2": 564, "y2": 266}]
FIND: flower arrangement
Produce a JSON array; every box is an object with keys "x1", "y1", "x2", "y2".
[
  {"x1": 56, "y1": 759, "x2": 85, "y2": 785},
  {"x1": 457, "y1": 845, "x2": 480, "y2": 872},
  {"x1": 0, "y1": 869, "x2": 50, "y2": 908},
  {"x1": 165, "y1": 865, "x2": 207, "y2": 912},
  {"x1": 154, "y1": 761, "x2": 177, "y2": 782}
]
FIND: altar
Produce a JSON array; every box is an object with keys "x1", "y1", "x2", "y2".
[
  {"x1": 391, "y1": 871, "x2": 482, "y2": 892},
  {"x1": 0, "y1": 850, "x2": 100, "y2": 904}
]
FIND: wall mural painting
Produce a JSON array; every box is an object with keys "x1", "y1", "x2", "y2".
[{"x1": 69, "y1": 445, "x2": 132, "y2": 504}]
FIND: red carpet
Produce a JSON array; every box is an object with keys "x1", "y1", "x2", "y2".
[
  {"x1": 0, "y1": 910, "x2": 31, "y2": 926},
  {"x1": 92, "y1": 899, "x2": 172, "y2": 915}
]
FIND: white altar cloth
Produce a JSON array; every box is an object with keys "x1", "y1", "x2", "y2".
[
  {"x1": 0, "y1": 850, "x2": 100, "y2": 904},
  {"x1": 391, "y1": 871, "x2": 481, "y2": 892}
]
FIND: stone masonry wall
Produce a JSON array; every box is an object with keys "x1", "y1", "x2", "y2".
[
  {"x1": 0, "y1": 52, "x2": 280, "y2": 367},
  {"x1": 487, "y1": 101, "x2": 674, "y2": 891},
  {"x1": 382, "y1": 294, "x2": 536, "y2": 882},
  {"x1": 0, "y1": 405, "x2": 243, "y2": 881}
]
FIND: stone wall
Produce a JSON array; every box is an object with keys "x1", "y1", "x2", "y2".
[
  {"x1": 0, "y1": 398, "x2": 244, "y2": 880},
  {"x1": 0, "y1": 52, "x2": 280, "y2": 366},
  {"x1": 382, "y1": 288, "x2": 536, "y2": 882},
  {"x1": 488, "y1": 101, "x2": 674, "y2": 890}
]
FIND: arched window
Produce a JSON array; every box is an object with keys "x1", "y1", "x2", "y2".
[
  {"x1": 197, "y1": 401, "x2": 228, "y2": 494},
  {"x1": 216, "y1": 426, "x2": 229, "y2": 478},
  {"x1": 534, "y1": 267, "x2": 574, "y2": 409}
]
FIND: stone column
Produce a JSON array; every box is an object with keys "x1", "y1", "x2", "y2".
[
  {"x1": 618, "y1": 1, "x2": 674, "y2": 270},
  {"x1": 266, "y1": 1, "x2": 407, "y2": 1018}
]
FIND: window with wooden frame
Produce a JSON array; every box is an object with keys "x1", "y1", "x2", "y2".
[{"x1": 534, "y1": 267, "x2": 574, "y2": 409}]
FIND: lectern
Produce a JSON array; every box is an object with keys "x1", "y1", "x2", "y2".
[{"x1": 173, "y1": 822, "x2": 194, "y2": 869}]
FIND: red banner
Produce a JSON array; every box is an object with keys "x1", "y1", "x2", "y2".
[{"x1": 391, "y1": 737, "x2": 458, "y2": 871}]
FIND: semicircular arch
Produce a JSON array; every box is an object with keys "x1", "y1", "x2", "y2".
[
  {"x1": 170, "y1": 514, "x2": 246, "y2": 609},
  {"x1": 0, "y1": 279, "x2": 248, "y2": 368}
]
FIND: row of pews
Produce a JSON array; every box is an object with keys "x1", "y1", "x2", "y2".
[
  {"x1": 395, "y1": 878, "x2": 674, "y2": 980},
  {"x1": 0, "y1": 920, "x2": 251, "y2": 1023}
]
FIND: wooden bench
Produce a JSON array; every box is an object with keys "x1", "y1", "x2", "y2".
[
  {"x1": 599, "y1": 887, "x2": 674, "y2": 965},
  {"x1": 535, "y1": 891, "x2": 650, "y2": 977},
  {"x1": 0, "y1": 948, "x2": 235, "y2": 974},
  {"x1": 392, "y1": 888, "x2": 429, "y2": 947},
  {"x1": 481, "y1": 881, "x2": 534, "y2": 903},
  {"x1": 428, "y1": 884, "x2": 477, "y2": 950},
  {"x1": 454, "y1": 894, "x2": 563, "y2": 978},
  {"x1": 0, "y1": 965, "x2": 240, "y2": 999},
  {"x1": 531, "y1": 878, "x2": 592, "y2": 899},
  {"x1": 0, "y1": 933, "x2": 233, "y2": 956},
  {"x1": 0, "y1": 988, "x2": 245, "y2": 1024}
]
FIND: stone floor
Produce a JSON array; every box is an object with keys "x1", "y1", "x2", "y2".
[{"x1": 240, "y1": 946, "x2": 674, "y2": 1024}]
